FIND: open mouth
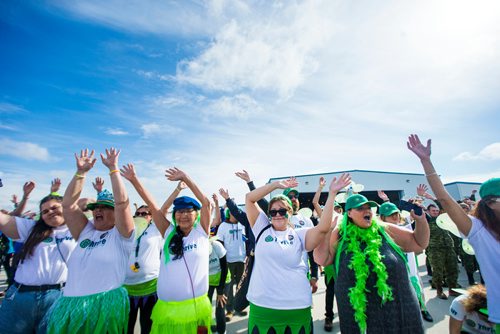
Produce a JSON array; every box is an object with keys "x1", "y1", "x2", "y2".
[
  {"x1": 363, "y1": 214, "x2": 371, "y2": 222},
  {"x1": 94, "y1": 213, "x2": 104, "y2": 221}
]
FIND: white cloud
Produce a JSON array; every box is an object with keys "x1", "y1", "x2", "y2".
[
  {"x1": 105, "y1": 128, "x2": 129, "y2": 136},
  {"x1": 140, "y1": 123, "x2": 181, "y2": 138},
  {"x1": 0, "y1": 123, "x2": 16, "y2": 131},
  {"x1": 0, "y1": 102, "x2": 27, "y2": 114},
  {"x1": 205, "y1": 94, "x2": 262, "y2": 119},
  {"x1": 453, "y1": 143, "x2": 500, "y2": 161},
  {"x1": 0, "y1": 138, "x2": 50, "y2": 161}
]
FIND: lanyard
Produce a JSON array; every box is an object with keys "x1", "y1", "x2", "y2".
[{"x1": 135, "y1": 223, "x2": 152, "y2": 259}]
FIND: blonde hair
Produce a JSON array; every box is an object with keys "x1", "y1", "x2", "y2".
[{"x1": 268, "y1": 195, "x2": 294, "y2": 228}]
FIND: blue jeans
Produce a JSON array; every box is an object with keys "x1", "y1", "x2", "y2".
[{"x1": 0, "y1": 284, "x2": 62, "y2": 333}]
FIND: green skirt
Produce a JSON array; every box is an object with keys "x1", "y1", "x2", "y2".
[
  {"x1": 150, "y1": 295, "x2": 212, "y2": 333},
  {"x1": 249, "y1": 303, "x2": 311, "y2": 334},
  {"x1": 46, "y1": 287, "x2": 129, "y2": 334}
]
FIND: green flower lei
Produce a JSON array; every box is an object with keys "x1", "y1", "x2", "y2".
[{"x1": 340, "y1": 217, "x2": 394, "y2": 333}]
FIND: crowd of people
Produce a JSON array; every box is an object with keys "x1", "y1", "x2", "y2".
[{"x1": 0, "y1": 134, "x2": 498, "y2": 334}]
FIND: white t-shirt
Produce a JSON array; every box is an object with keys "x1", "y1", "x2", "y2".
[
  {"x1": 247, "y1": 212, "x2": 311, "y2": 310},
  {"x1": 216, "y1": 222, "x2": 246, "y2": 263},
  {"x1": 125, "y1": 223, "x2": 163, "y2": 285},
  {"x1": 463, "y1": 216, "x2": 500, "y2": 323},
  {"x1": 450, "y1": 294, "x2": 495, "y2": 334},
  {"x1": 14, "y1": 217, "x2": 75, "y2": 285},
  {"x1": 63, "y1": 221, "x2": 135, "y2": 297},
  {"x1": 157, "y1": 223, "x2": 209, "y2": 301},
  {"x1": 209, "y1": 239, "x2": 227, "y2": 276},
  {"x1": 290, "y1": 213, "x2": 314, "y2": 270}
]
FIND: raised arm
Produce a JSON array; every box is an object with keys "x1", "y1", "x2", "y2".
[
  {"x1": 305, "y1": 174, "x2": 351, "y2": 251},
  {"x1": 0, "y1": 211, "x2": 19, "y2": 239},
  {"x1": 62, "y1": 149, "x2": 96, "y2": 239},
  {"x1": 50, "y1": 178, "x2": 62, "y2": 194},
  {"x1": 165, "y1": 167, "x2": 211, "y2": 234},
  {"x1": 377, "y1": 190, "x2": 390, "y2": 203},
  {"x1": 407, "y1": 134, "x2": 472, "y2": 235},
  {"x1": 92, "y1": 177, "x2": 104, "y2": 194},
  {"x1": 10, "y1": 181, "x2": 35, "y2": 217},
  {"x1": 211, "y1": 193, "x2": 222, "y2": 227},
  {"x1": 160, "y1": 181, "x2": 186, "y2": 216},
  {"x1": 312, "y1": 177, "x2": 326, "y2": 218},
  {"x1": 100, "y1": 148, "x2": 134, "y2": 238},
  {"x1": 121, "y1": 163, "x2": 170, "y2": 236},
  {"x1": 245, "y1": 178, "x2": 298, "y2": 227},
  {"x1": 219, "y1": 188, "x2": 246, "y2": 224},
  {"x1": 385, "y1": 209, "x2": 430, "y2": 252},
  {"x1": 236, "y1": 170, "x2": 269, "y2": 212}
]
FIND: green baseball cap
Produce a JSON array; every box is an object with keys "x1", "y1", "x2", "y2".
[
  {"x1": 283, "y1": 188, "x2": 299, "y2": 197},
  {"x1": 479, "y1": 178, "x2": 500, "y2": 198},
  {"x1": 345, "y1": 194, "x2": 379, "y2": 211},
  {"x1": 379, "y1": 202, "x2": 400, "y2": 217}
]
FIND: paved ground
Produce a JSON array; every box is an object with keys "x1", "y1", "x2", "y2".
[{"x1": 0, "y1": 253, "x2": 477, "y2": 333}]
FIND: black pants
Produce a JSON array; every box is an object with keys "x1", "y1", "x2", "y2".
[
  {"x1": 324, "y1": 276, "x2": 335, "y2": 319},
  {"x1": 127, "y1": 293, "x2": 158, "y2": 334},
  {"x1": 226, "y1": 262, "x2": 245, "y2": 313},
  {"x1": 208, "y1": 284, "x2": 230, "y2": 334}
]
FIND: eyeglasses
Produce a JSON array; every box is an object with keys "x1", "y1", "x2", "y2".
[
  {"x1": 176, "y1": 208, "x2": 196, "y2": 215},
  {"x1": 287, "y1": 194, "x2": 299, "y2": 200},
  {"x1": 269, "y1": 208, "x2": 288, "y2": 217},
  {"x1": 135, "y1": 211, "x2": 151, "y2": 217},
  {"x1": 41, "y1": 205, "x2": 62, "y2": 215}
]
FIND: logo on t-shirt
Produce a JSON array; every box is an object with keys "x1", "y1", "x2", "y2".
[
  {"x1": 183, "y1": 242, "x2": 197, "y2": 253},
  {"x1": 43, "y1": 237, "x2": 54, "y2": 243},
  {"x1": 79, "y1": 238, "x2": 107, "y2": 249},
  {"x1": 265, "y1": 235, "x2": 274, "y2": 242}
]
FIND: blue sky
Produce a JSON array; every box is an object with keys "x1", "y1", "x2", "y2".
[{"x1": 1, "y1": 0, "x2": 499, "y2": 212}]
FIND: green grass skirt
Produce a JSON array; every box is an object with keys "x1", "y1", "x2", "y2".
[
  {"x1": 46, "y1": 287, "x2": 129, "y2": 334},
  {"x1": 249, "y1": 303, "x2": 311, "y2": 334},
  {"x1": 150, "y1": 295, "x2": 212, "y2": 333}
]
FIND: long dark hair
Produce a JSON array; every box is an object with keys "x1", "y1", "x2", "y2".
[
  {"x1": 471, "y1": 196, "x2": 500, "y2": 241},
  {"x1": 20, "y1": 194, "x2": 63, "y2": 263},
  {"x1": 169, "y1": 225, "x2": 185, "y2": 261}
]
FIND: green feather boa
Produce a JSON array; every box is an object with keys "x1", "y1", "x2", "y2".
[{"x1": 339, "y1": 216, "x2": 395, "y2": 333}]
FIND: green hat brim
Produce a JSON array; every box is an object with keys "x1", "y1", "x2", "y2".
[
  {"x1": 86, "y1": 201, "x2": 115, "y2": 211},
  {"x1": 347, "y1": 200, "x2": 378, "y2": 211}
]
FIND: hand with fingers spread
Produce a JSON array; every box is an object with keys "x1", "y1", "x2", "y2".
[
  {"x1": 235, "y1": 170, "x2": 251, "y2": 183},
  {"x1": 50, "y1": 178, "x2": 61, "y2": 193},
  {"x1": 165, "y1": 167, "x2": 187, "y2": 182},
  {"x1": 92, "y1": 177, "x2": 105, "y2": 193},
  {"x1": 277, "y1": 177, "x2": 298, "y2": 189},
  {"x1": 377, "y1": 190, "x2": 389, "y2": 202},
  {"x1": 120, "y1": 163, "x2": 137, "y2": 182},
  {"x1": 75, "y1": 149, "x2": 97, "y2": 174},
  {"x1": 100, "y1": 147, "x2": 121, "y2": 171},
  {"x1": 219, "y1": 188, "x2": 230, "y2": 200},
  {"x1": 329, "y1": 173, "x2": 351, "y2": 194},
  {"x1": 407, "y1": 134, "x2": 432, "y2": 161},
  {"x1": 416, "y1": 184, "x2": 428, "y2": 197},
  {"x1": 216, "y1": 294, "x2": 227, "y2": 307},
  {"x1": 319, "y1": 177, "x2": 326, "y2": 189}
]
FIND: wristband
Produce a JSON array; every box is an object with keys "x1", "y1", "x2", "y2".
[
  {"x1": 109, "y1": 169, "x2": 120, "y2": 175},
  {"x1": 425, "y1": 172, "x2": 438, "y2": 177},
  {"x1": 75, "y1": 173, "x2": 85, "y2": 178}
]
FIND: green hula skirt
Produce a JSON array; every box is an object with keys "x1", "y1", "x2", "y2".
[
  {"x1": 46, "y1": 287, "x2": 129, "y2": 334},
  {"x1": 150, "y1": 295, "x2": 212, "y2": 333},
  {"x1": 249, "y1": 303, "x2": 312, "y2": 334}
]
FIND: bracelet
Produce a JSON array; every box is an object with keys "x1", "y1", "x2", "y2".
[
  {"x1": 109, "y1": 169, "x2": 120, "y2": 175},
  {"x1": 425, "y1": 172, "x2": 438, "y2": 177},
  {"x1": 115, "y1": 198, "x2": 130, "y2": 206},
  {"x1": 75, "y1": 173, "x2": 85, "y2": 178}
]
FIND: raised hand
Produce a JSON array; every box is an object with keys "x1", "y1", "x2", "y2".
[
  {"x1": 11, "y1": 194, "x2": 18, "y2": 205},
  {"x1": 416, "y1": 184, "x2": 428, "y2": 197},
  {"x1": 92, "y1": 177, "x2": 105, "y2": 193},
  {"x1": 377, "y1": 190, "x2": 389, "y2": 202},
  {"x1": 176, "y1": 181, "x2": 187, "y2": 191},
  {"x1": 276, "y1": 177, "x2": 298, "y2": 189},
  {"x1": 50, "y1": 178, "x2": 61, "y2": 193},
  {"x1": 75, "y1": 149, "x2": 97, "y2": 173},
  {"x1": 319, "y1": 177, "x2": 326, "y2": 188},
  {"x1": 120, "y1": 163, "x2": 137, "y2": 182},
  {"x1": 212, "y1": 193, "x2": 219, "y2": 205},
  {"x1": 329, "y1": 173, "x2": 351, "y2": 193},
  {"x1": 235, "y1": 170, "x2": 251, "y2": 183},
  {"x1": 165, "y1": 167, "x2": 187, "y2": 182},
  {"x1": 219, "y1": 188, "x2": 230, "y2": 200},
  {"x1": 100, "y1": 147, "x2": 120, "y2": 170},
  {"x1": 407, "y1": 134, "x2": 432, "y2": 161},
  {"x1": 23, "y1": 181, "x2": 36, "y2": 197}
]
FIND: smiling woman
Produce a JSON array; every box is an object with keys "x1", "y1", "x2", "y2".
[{"x1": 45, "y1": 148, "x2": 135, "y2": 334}]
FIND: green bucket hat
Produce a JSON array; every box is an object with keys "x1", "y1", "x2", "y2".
[
  {"x1": 379, "y1": 202, "x2": 400, "y2": 217},
  {"x1": 86, "y1": 190, "x2": 115, "y2": 210},
  {"x1": 479, "y1": 178, "x2": 500, "y2": 198},
  {"x1": 345, "y1": 194, "x2": 379, "y2": 211}
]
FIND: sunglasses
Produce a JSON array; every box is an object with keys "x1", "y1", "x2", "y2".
[
  {"x1": 135, "y1": 211, "x2": 151, "y2": 217},
  {"x1": 269, "y1": 208, "x2": 288, "y2": 217},
  {"x1": 287, "y1": 194, "x2": 299, "y2": 200}
]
